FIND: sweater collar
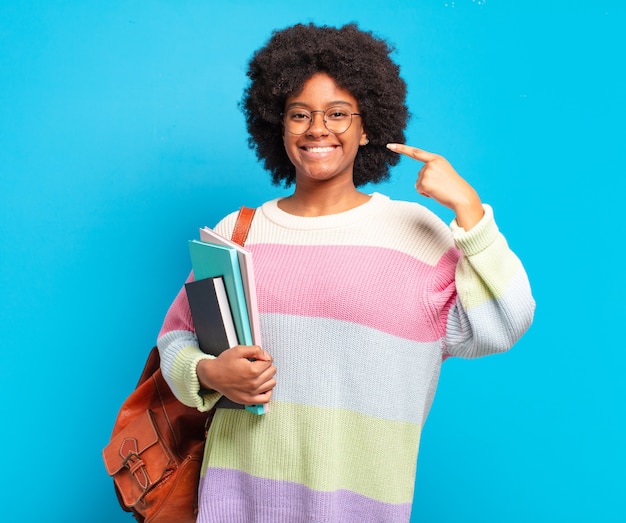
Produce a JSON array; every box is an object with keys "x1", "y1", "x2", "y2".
[{"x1": 261, "y1": 192, "x2": 390, "y2": 230}]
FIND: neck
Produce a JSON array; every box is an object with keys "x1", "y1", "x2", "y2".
[{"x1": 278, "y1": 179, "x2": 370, "y2": 217}]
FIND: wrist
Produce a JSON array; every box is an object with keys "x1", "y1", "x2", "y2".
[
  {"x1": 453, "y1": 196, "x2": 484, "y2": 231},
  {"x1": 197, "y1": 358, "x2": 218, "y2": 394}
]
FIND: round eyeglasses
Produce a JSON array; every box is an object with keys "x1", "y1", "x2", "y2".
[{"x1": 282, "y1": 106, "x2": 362, "y2": 135}]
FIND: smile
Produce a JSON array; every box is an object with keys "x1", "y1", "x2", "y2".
[{"x1": 302, "y1": 146, "x2": 337, "y2": 154}]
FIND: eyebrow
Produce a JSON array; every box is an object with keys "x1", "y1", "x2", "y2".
[{"x1": 284, "y1": 100, "x2": 354, "y2": 110}]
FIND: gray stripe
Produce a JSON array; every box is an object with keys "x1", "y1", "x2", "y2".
[
  {"x1": 446, "y1": 269, "x2": 535, "y2": 358},
  {"x1": 260, "y1": 313, "x2": 443, "y2": 425}
]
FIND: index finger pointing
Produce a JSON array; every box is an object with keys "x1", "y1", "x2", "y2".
[{"x1": 387, "y1": 143, "x2": 437, "y2": 163}]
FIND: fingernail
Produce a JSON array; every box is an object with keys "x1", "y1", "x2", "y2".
[{"x1": 386, "y1": 143, "x2": 397, "y2": 151}]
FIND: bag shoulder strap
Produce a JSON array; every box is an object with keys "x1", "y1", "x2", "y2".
[{"x1": 231, "y1": 206, "x2": 256, "y2": 246}]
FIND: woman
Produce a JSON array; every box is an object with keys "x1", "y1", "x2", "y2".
[{"x1": 158, "y1": 23, "x2": 535, "y2": 522}]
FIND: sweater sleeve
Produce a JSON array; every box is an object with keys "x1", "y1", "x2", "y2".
[
  {"x1": 443, "y1": 204, "x2": 535, "y2": 358},
  {"x1": 156, "y1": 270, "x2": 222, "y2": 411}
]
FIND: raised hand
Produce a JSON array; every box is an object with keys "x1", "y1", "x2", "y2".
[{"x1": 387, "y1": 143, "x2": 484, "y2": 230}]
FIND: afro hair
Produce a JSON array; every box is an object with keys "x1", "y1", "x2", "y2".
[{"x1": 241, "y1": 23, "x2": 409, "y2": 187}]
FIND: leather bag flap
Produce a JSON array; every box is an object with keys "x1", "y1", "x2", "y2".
[{"x1": 102, "y1": 409, "x2": 174, "y2": 507}]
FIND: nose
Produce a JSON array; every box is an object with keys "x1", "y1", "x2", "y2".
[{"x1": 307, "y1": 110, "x2": 328, "y2": 136}]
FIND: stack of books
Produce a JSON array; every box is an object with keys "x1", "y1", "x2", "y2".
[{"x1": 185, "y1": 227, "x2": 264, "y2": 415}]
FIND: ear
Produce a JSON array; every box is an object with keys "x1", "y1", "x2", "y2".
[{"x1": 359, "y1": 122, "x2": 368, "y2": 145}]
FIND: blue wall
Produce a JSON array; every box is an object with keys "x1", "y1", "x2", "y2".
[{"x1": 1, "y1": 1, "x2": 624, "y2": 521}]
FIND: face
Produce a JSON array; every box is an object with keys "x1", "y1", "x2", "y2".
[{"x1": 282, "y1": 73, "x2": 368, "y2": 187}]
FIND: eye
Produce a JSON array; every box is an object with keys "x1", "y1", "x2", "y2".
[
  {"x1": 288, "y1": 110, "x2": 311, "y2": 121},
  {"x1": 326, "y1": 108, "x2": 350, "y2": 120}
]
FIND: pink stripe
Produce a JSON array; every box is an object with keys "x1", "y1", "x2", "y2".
[
  {"x1": 158, "y1": 271, "x2": 194, "y2": 336},
  {"x1": 251, "y1": 244, "x2": 459, "y2": 342}
]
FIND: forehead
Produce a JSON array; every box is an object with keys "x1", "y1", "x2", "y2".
[{"x1": 286, "y1": 72, "x2": 359, "y2": 108}]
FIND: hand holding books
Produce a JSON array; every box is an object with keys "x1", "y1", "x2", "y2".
[{"x1": 196, "y1": 345, "x2": 275, "y2": 408}]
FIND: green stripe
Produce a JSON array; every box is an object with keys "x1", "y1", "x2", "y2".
[
  {"x1": 456, "y1": 237, "x2": 523, "y2": 309},
  {"x1": 169, "y1": 345, "x2": 215, "y2": 409},
  {"x1": 202, "y1": 401, "x2": 420, "y2": 504}
]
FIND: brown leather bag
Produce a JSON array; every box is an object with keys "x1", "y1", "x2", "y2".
[{"x1": 103, "y1": 206, "x2": 256, "y2": 523}]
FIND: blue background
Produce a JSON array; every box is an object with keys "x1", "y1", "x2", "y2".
[{"x1": 1, "y1": 1, "x2": 624, "y2": 522}]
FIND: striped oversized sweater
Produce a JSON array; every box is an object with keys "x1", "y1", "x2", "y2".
[{"x1": 157, "y1": 192, "x2": 535, "y2": 522}]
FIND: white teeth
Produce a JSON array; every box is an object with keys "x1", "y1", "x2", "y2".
[{"x1": 306, "y1": 146, "x2": 335, "y2": 153}]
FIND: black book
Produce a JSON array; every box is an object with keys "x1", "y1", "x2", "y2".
[{"x1": 185, "y1": 276, "x2": 244, "y2": 410}]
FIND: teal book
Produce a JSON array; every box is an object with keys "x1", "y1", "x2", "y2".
[
  {"x1": 188, "y1": 239, "x2": 253, "y2": 346},
  {"x1": 199, "y1": 226, "x2": 262, "y2": 345}
]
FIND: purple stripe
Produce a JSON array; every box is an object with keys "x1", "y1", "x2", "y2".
[{"x1": 198, "y1": 468, "x2": 412, "y2": 523}]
